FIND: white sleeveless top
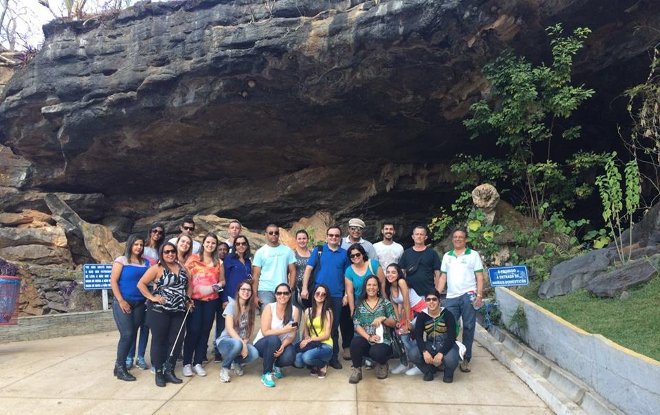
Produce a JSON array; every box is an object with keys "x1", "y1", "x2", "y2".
[
  {"x1": 253, "y1": 302, "x2": 298, "y2": 343},
  {"x1": 391, "y1": 285, "x2": 425, "y2": 308}
]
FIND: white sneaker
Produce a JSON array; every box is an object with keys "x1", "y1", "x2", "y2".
[
  {"x1": 405, "y1": 366, "x2": 423, "y2": 376},
  {"x1": 219, "y1": 367, "x2": 231, "y2": 383},
  {"x1": 391, "y1": 363, "x2": 409, "y2": 374},
  {"x1": 182, "y1": 364, "x2": 193, "y2": 377},
  {"x1": 193, "y1": 363, "x2": 207, "y2": 377},
  {"x1": 231, "y1": 362, "x2": 244, "y2": 376}
]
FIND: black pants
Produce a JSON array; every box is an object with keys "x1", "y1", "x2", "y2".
[
  {"x1": 339, "y1": 304, "x2": 354, "y2": 349},
  {"x1": 147, "y1": 306, "x2": 185, "y2": 370},
  {"x1": 350, "y1": 336, "x2": 392, "y2": 368}
]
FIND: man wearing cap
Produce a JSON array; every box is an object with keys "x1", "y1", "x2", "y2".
[
  {"x1": 340, "y1": 218, "x2": 377, "y2": 260},
  {"x1": 339, "y1": 218, "x2": 377, "y2": 361}
]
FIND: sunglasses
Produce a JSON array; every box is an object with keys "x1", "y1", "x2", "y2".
[
  {"x1": 350, "y1": 253, "x2": 362, "y2": 259},
  {"x1": 234, "y1": 241, "x2": 247, "y2": 246},
  {"x1": 314, "y1": 291, "x2": 327, "y2": 297},
  {"x1": 275, "y1": 291, "x2": 291, "y2": 296},
  {"x1": 425, "y1": 297, "x2": 439, "y2": 302},
  {"x1": 183, "y1": 226, "x2": 195, "y2": 231},
  {"x1": 151, "y1": 229, "x2": 163, "y2": 234},
  {"x1": 267, "y1": 231, "x2": 280, "y2": 236},
  {"x1": 239, "y1": 287, "x2": 252, "y2": 292},
  {"x1": 163, "y1": 249, "x2": 176, "y2": 255},
  {"x1": 349, "y1": 226, "x2": 362, "y2": 232}
]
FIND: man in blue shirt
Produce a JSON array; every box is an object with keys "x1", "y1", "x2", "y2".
[{"x1": 301, "y1": 225, "x2": 349, "y2": 369}]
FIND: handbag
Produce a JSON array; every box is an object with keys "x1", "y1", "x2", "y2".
[{"x1": 296, "y1": 340, "x2": 323, "y2": 353}]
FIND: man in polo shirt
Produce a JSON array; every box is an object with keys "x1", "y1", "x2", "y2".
[
  {"x1": 252, "y1": 224, "x2": 296, "y2": 308},
  {"x1": 301, "y1": 225, "x2": 350, "y2": 370},
  {"x1": 437, "y1": 228, "x2": 484, "y2": 373},
  {"x1": 373, "y1": 222, "x2": 404, "y2": 271},
  {"x1": 341, "y1": 218, "x2": 377, "y2": 259}
]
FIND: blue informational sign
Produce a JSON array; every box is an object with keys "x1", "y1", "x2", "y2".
[
  {"x1": 488, "y1": 266, "x2": 529, "y2": 287},
  {"x1": 83, "y1": 264, "x2": 112, "y2": 290}
]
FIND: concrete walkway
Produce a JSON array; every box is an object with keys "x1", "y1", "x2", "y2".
[{"x1": 0, "y1": 331, "x2": 551, "y2": 415}]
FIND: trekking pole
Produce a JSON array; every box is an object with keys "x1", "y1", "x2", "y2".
[{"x1": 167, "y1": 306, "x2": 191, "y2": 360}]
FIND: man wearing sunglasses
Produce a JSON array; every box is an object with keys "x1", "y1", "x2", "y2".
[
  {"x1": 168, "y1": 216, "x2": 201, "y2": 253},
  {"x1": 301, "y1": 225, "x2": 350, "y2": 370},
  {"x1": 340, "y1": 218, "x2": 377, "y2": 260},
  {"x1": 252, "y1": 224, "x2": 296, "y2": 308},
  {"x1": 437, "y1": 229, "x2": 484, "y2": 374}
]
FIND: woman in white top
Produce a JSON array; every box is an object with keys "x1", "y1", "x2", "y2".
[
  {"x1": 253, "y1": 283, "x2": 300, "y2": 388},
  {"x1": 384, "y1": 263, "x2": 427, "y2": 375}
]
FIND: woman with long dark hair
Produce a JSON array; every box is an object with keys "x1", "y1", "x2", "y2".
[
  {"x1": 348, "y1": 275, "x2": 397, "y2": 384},
  {"x1": 216, "y1": 280, "x2": 259, "y2": 382},
  {"x1": 294, "y1": 284, "x2": 333, "y2": 378},
  {"x1": 110, "y1": 234, "x2": 150, "y2": 381},
  {"x1": 143, "y1": 223, "x2": 165, "y2": 264},
  {"x1": 293, "y1": 229, "x2": 311, "y2": 308},
  {"x1": 385, "y1": 263, "x2": 427, "y2": 375},
  {"x1": 253, "y1": 283, "x2": 300, "y2": 388},
  {"x1": 182, "y1": 233, "x2": 225, "y2": 377},
  {"x1": 137, "y1": 242, "x2": 192, "y2": 387}
]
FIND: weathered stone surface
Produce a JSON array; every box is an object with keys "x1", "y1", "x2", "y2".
[
  {"x1": 538, "y1": 248, "x2": 616, "y2": 298},
  {"x1": 0, "y1": 144, "x2": 31, "y2": 189},
  {"x1": 45, "y1": 194, "x2": 123, "y2": 263},
  {"x1": 0, "y1": 226, "x2": 73, "y2": 266},
  {"x1": 0, "y1": 243, "x2": 73, "y2": 266},
  {"x1": 473, "y1": 184, "x2": 500, "y2": 225},
  {"x1": 585, "y1": 255, "x2": 659, "y2": 298},
  {"x1": 194, "y1": 214, "x2": 267, "y2": 249},
  {"x1": 0, "y1": 209, "x2": 53, "y2": 227},
  {"x1": 0, "y1": 0, "x2": 658, "y2": 235}
]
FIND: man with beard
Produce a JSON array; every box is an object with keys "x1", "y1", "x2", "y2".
[{"x1": 373, "y1": 222, "x2": 404, "y2": 272}]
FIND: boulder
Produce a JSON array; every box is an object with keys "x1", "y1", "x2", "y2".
[
  {"x1": 45, "y1": 194, "x2": 122, "y2": 263},
  {"x1": 472, "y1": 184, "x2": 500, "y2": 224},
  {"x1": 538, "y1": 248, "x2": 616, "y2": 298},
  {"x1": 585, "y1": 255, "x2": 660, "y2": 298},
  {"x1": 193, "y1": 214, "x2": 267, "y2": 250},
  {"x1": 0, "y1": 226, "x2": 73, "y2": 266}
]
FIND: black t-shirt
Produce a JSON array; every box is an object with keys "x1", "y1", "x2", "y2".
[{"x1": 399, "y1": 247, "x2": 442, "y2": 297}]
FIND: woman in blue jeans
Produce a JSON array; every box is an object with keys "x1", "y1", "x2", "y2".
[
  {"x1": 109, "y1": 234, "x2": 150, "y2": 381},
  {"x1": 294, "y1": 284, "x2": 333, "y2": 378},
  {"x1": 216, "y1": 280, "x2": 259, "y2": 382},
  {"x1": 253, "y1": 283, "x2": 300, "y2": 387}
]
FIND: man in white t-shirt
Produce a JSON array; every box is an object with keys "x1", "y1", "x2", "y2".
[
  {"x1": 168, "y1": 216, "x2": 201, "y2": 253},
  {"x1": 252, "y1": 224, "x2": 296, "y2": 308},
  {"x1": 437, "y1": 228, "x2": 484, "y2": 374},
  {"x1": 373, "y1": 222, "x2": 404, "y2": 272}
]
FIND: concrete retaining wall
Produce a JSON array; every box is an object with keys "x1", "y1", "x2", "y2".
[
  {"x1": 0, "y1": 310, "x2": 115, "y2": 343},
  {"x1": 495, "y1": 287, "x2": 660, "y2": 415}
]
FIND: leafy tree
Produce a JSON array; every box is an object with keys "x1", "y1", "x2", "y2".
[{"x1": 460, "y1": 24, "x2": 605, "y2": 222}]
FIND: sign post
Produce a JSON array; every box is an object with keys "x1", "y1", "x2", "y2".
[
  {"x1": 82, "y1": 264, "x2": 113, "y2": 311},
  {"x1": 488, "y1": 265, "x2": 530, "y2": 287}
]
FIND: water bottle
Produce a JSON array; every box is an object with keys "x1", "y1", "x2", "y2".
[{"x1": 468, "y1": 291, "x2": 481, "y2": 310}]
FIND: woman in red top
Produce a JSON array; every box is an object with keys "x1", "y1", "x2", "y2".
[{"x1": 182, "y1": 233, "x2": 225, "y2": 377}]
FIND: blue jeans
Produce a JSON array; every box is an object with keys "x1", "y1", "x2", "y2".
[
  {"x1": 258, "y1": 290, "x2": 276, "y2": 310},
  {"x1": 401, "y1": 333, "x2": 421, "y2": 366},
  {"x1": 327, "y1": 296, "x2": 344, "y2": 364},
  {"x1": 416, "y1": 342, "x2": 460, "y2": 378},
  {"x1": 444, "y1": 293, "x2": 477, "y2": 361},
  {"x1": 254, "y1": 335, "x2": 296, "y2": 374},
  {"x1": 112, "y1": 298, "x2": 145, "y2": 365},
  {"x1": 128, "y1": 323, "x2": 149, "y2": 360},
  {"x1": 294, "y1": 344, "x2": 333, "y2": 368},
  {"x1": 216, "y1": 337, "x2": 258, "y2": 369},
  {"x1": 183, "y1": 298, "x2": 220, "y2": 365}
]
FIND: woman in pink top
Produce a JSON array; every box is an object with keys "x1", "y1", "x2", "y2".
[{"x1": 181, "y1": 233, "x2": 226, "y2": 377}]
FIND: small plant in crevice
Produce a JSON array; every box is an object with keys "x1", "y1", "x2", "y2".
[{"x1": 508, "y1": 305, "x2": 528, "y2": 338}]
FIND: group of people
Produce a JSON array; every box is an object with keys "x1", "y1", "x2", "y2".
[{"x1": 110, "y1": 216, "x2": 485, "y2": 388}]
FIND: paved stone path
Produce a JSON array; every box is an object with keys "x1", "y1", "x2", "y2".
[{"x1": 0, "y1": 331, "x2": 552, "y2": 414}]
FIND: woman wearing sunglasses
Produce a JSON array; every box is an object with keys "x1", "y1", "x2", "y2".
[
  {"x1": 294, "y1": 284, "x2": 333, "y2": 378},
  {"x1": 216, "y1": 280, "x2": 259, "y2": 382},
  {"x1": 253, "y1": 283, "x2": 300, "y2": 387},
  {"x1": 344, "y1": 243, "x2": 384, "y2": 350},
  {"x1": 110, "y1": 234, "x2": 150, "y2": 381},
  {"x1": 413, "y1": 289, "x2": 460, "y2": 383},
  {"x1": 143, "y1": 223, "x2": 165, "y2": 265},
  {"x1": 182, "y1": 233, "x2": 225, "y2": 378},
  {"x1": 137, "y1": 242, "x2": 192, "y2": 387},
  {"x1": 349, "y1": 275, "x2": 397, "y2": 384}
]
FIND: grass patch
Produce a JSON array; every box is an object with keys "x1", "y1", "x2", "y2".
[{"x1": 511, "y1": 276, "x2": 660, "y2": 361}]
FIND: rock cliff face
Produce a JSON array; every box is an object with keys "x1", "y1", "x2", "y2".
[{"x1": 1, "y1": 0, "x2": 659, "y2": 236}]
